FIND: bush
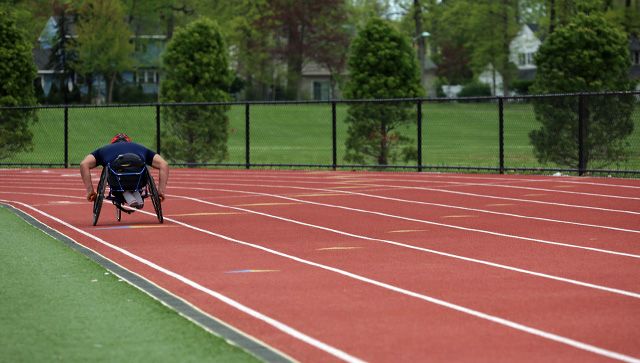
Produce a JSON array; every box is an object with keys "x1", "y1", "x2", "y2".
[{"x1": 457, "y1": 81, "x2": 491, "y2": 98}]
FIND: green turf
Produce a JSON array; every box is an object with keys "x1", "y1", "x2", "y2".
[
  {"x1": 5, "y1": 101, "x2": 640, "y2": 173},
  {"x1": 0, "y1": 205, "x2": 262, "y2": 363}
]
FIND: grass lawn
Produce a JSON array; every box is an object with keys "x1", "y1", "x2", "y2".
[
  {"x1": 4, "y1": 101, "x2": 640, "y2": 173},
  {"x1": 0, "y1": 205, "x2": 262, "y2": 362}
]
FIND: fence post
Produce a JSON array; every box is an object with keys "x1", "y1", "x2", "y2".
[
  {"x1": 156, "y1": 104, "x2": 161, "y2": 154},
  {"x1": 332, "y1": 101, "x2": 337, "y2": 170},
  {"x1": 578, "y1": 94, "x2": 585, "y2": 176},
  {"x1": 417, "y1": 100, "x2": 422, "y2": 172},
  {"x1": 246, "y1": 103, "x2": 250, "y2": 169},
  {"x1": 499, "y1": 98, "x2": 504, "y2": 174},
  {"x1": 64, "y1": 106, "x2": 69, "y2": 168}
]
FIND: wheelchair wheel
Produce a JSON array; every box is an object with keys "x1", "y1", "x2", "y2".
[
  {"x1": 92, "y1": 167, "x2": 107, "y2": 226},
  {"x1": 116, "y1": 204, "x2": 122, "y2": 222},
  {"x1": 146, "y1": 168, "x2": 163, "y2": 223}
]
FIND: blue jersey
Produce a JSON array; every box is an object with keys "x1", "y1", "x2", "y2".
[{"x1": 91, "y1": 142, "x2": 157, "y2": 167}]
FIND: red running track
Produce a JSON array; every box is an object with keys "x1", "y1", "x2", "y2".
[{"x1": 1, "y1": 169, "x2": 639, "y2": 362}]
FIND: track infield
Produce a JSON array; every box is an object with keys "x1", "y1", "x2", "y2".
[{"x1": 1, "y1": 168, "x2": 639, "y2": 363}]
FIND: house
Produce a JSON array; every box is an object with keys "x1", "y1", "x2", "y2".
[
  {"x1": 478, "y1": 23, "x2": 542, "y2": 96},
  {"x1": 301, "y1": 61, "x2": 342, "y2": 100},
  {"x1": 300, "y1": 52, "x2": 438, "y2": 100},
  {"x1": 478, "y1": 23, "x2": 640, "y2": 96},
  {"x1": 33, "y1": 15, "x2": 166, "y2": 103}
]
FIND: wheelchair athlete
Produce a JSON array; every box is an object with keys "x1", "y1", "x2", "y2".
[{"x1": 80, "y1": 133, "x2": 168, "y2": 208}]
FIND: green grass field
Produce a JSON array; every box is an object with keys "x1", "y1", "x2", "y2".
[
  {"x1": 0, "y1": 204, "x2": 262, "y2": 362},
  {"x1": 4, "y1": 101, "x2": 640, "y2": 173}
]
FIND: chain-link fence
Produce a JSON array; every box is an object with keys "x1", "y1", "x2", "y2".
[{"x1": 2, "y1": 91, "x2": 639, "y2": 176}]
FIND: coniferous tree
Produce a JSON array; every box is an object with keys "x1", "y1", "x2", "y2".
[
  {"x1": 530, "y1": 12, "x2": 636, "y2": 170},
  {"x1": 160, "y1": 17, "x2": 233, "y2": 165},
  {"x1": 0, "y1": 10, "x2": 38, "y2": 160},
  {"x1": 342, "y1": 17, "x2": 424, "y2": 165}
]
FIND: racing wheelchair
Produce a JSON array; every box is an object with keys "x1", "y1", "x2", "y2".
[{"x1": 91, "y1": 155, "x2": 163, "y2": 226}]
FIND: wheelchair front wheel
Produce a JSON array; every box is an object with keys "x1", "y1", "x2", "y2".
[
  {"x1": 92, "y1": 168, "x2": 107, "y2": 226},
  {"x1": 146, "y1": 168, "x2": 163, "y2": 224}
]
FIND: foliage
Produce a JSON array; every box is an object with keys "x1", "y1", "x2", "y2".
[
  {"x1": 71, "y1": 0, "x2": 134, "y2": 103},
  {"x1": 529, "y1": 12, "x2": 636, "y2": 169},
  {"x1": 0, "y1": 10, "x2": 38, "y2": 161},
  {"x1": 160, "y1": 17, "x2": 233, "y2": 164},
  {"x1": 46, "y1": 7, "x2": 78, "y2": 104},
  {"x1": 457, "y1": 81, "x2": 492, "y2": 98},
  {"x1": 342, "y1": 17, "x2": 424, "y2": 165},
  {"x1": 254, "y1": 0, "x2": 352, "y2": 100}
]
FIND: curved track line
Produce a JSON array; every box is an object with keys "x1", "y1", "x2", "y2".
[
  {"x1": 0, "y1": 200, "x2": 366, "y2": 363},
  {"x1": 8, "y1": 199, "x2": 637, "y2": 363}
]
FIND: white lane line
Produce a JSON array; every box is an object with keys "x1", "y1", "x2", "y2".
[
  {"x1": 6, "y1": 199, "x2": 638, "y2": 363},
  {"x1": 173, "y1": 186, "x2": 640, "y2": 260},
  {"x1": 167, "y1": 171, "x2": 640, "y2": 193},
  {"x1": 0, "y1": 200, "x2": 365, "y2": 363},
  {"x1": 168, "y1": 179, "x2": 640, "y2": 216},
  {"x1": 169, "y1": 181, "x2": 640, "y2": 234},
  {"x1": 174, "y1": 194, "x2": 640, "y2": 298}
]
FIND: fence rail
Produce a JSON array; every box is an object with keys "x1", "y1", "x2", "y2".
[{"x1": 2, "y1": 91, "x2": 639, "y2": 177}]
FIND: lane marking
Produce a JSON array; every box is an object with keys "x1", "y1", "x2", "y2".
[
  {"x1": 90, "y1": 225, "x2": 174, "y2": 230},
  {"x1": 388, "y1": 230, "x2": 428, "y2": 233},
  {"x1": 10, "y1": 200, "x2": 636, "y2": 363},
  {"x1": 317, "y1": 247, "x2": 362, "y2": 250},
  {"x1": 176, "y1": 194, "x2": 640, "y2": 297},
  {"x1": 235, "y1": 203, "x2": 301, "y2": 207},
  {"x1": 173, "y1": 183, "x2": 640, "y2": 233},
  {"x1": 2, "y1": 200, "x2": 365, "y2": 363},
  {"x1": 176, "y1": 187, "x2": 640, "y2": 258},
  {"x1": 168, "y1": 212, "x2": 245, "y2": 216},
  {"x1": 168, "y1": 180, "x2": 640, "y2": 215}
]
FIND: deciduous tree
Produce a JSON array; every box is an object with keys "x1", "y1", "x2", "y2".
[{"x1": 72, "y1": 0, "x2": 134, "y2": 103}]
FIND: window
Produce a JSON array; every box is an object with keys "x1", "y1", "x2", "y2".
[
  {"x1": 633, "y1": 51, "x2": 640, "y2": 65},
  {"x1": 519, "y1": 52, "x2": 535, "y2": 66},
  {"x1": 313, "y1": 81, "x2": 330, "y2": 100},
  {"x1": 136, "y1": 70, "x2": 157, "y2": 84}
]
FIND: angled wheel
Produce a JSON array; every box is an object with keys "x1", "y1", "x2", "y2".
[
  {"x1": 116, "y1": 203, "x2": 122, "y2": 222},
  {"x1": 92, "y1": 167, "x2": 108, "y2": 226},
  {"x1": 146, "y1": 168, "x2": 163, "y2": 223}
]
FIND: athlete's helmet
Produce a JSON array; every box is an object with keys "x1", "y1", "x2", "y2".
[{"x1": 110, "y1": 133, "x2": 131, "y2": 144}]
